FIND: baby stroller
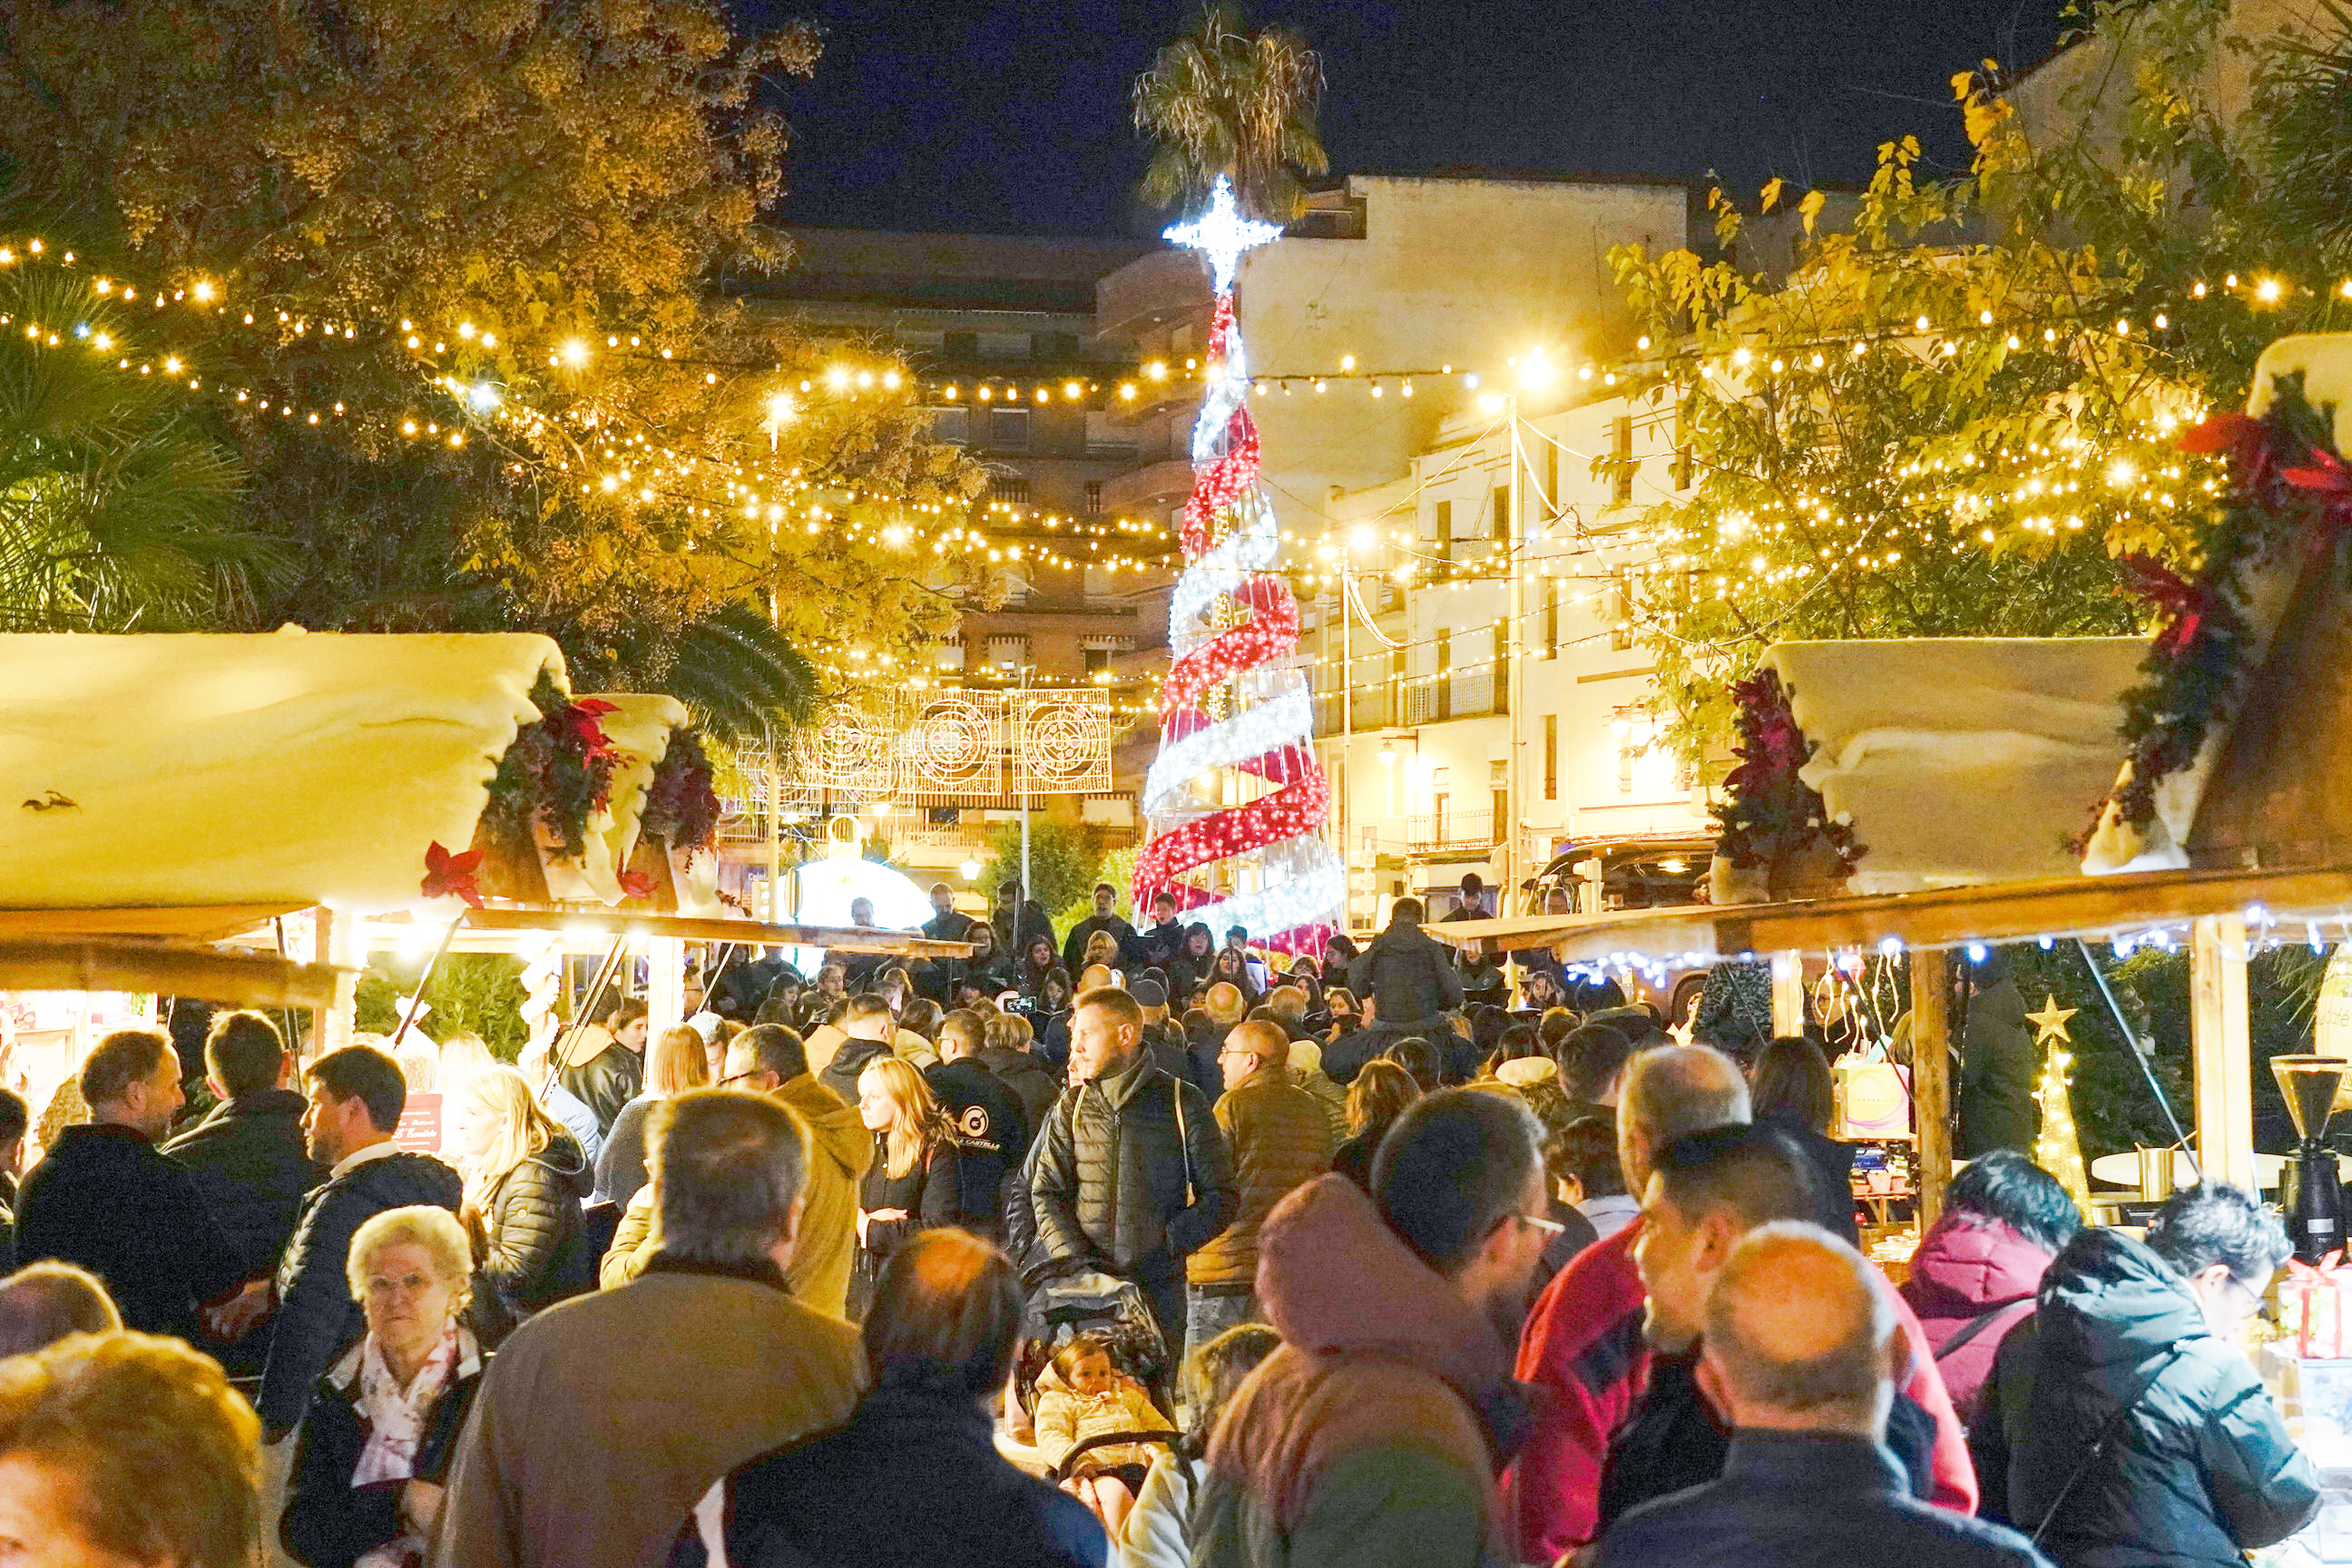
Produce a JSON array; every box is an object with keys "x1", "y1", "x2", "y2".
[{"x1": 1014, "y1": 1271, "x2": 1180, "y2": 1534}]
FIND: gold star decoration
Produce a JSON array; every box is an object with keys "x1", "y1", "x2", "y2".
[{"x1": 2026, "y1": 994, "x2": 2078, "y2": 1046}]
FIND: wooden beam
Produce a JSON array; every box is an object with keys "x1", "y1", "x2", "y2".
[
  {"x1": 0, "y1": 905, "x2": 310, "y2": 941},
  {"x1": 2190, "y1": 914, "x2": 2259, "y2": 1192},
  {"x1": 1912, "y1": 950, "x2": 1951, "y2": 1230},
  {"x1": 455, "y1": 906, "x2": 975, "y2": 958},
  {"x1": 1769, "y1": 953, "x2": 1805, "y2": 1034},
  {"x1": 0, "y1": 939, "x2": 342, "y2": 1011}
]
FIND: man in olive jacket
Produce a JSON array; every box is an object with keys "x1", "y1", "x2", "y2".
[
  {"x1": 1031, "y1": 985, "x2": 1236, "y2": 1359},
  {"x1": 1186, "y1": 1020, "x2": 1333, "y2": 1359}
]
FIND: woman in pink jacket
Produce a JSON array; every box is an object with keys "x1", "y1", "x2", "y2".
[{"x1": 1898, "y1": 1148, "x2": 2082, "y2": 1426}]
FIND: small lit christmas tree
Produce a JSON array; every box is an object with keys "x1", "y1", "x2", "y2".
[{"x1": 2028, "y1": 994, "x2": 2095, "y2": 1220}]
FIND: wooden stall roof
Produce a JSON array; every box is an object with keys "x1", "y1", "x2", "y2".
[
  {"x1": 1427, "y1": 861, "x2": 2352, "y2": 964},
  {"x1": 0, "y1": 937, "x2": 342, "y2": 1010}
]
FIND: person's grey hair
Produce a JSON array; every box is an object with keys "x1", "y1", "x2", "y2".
[
  {"x1": 1703, "y1": 1221, "x2": 1891, "y2": 1423},
  {"x1": 345, "y1": 1206, "x2": 473, "y2": 1302},
  {"x1": 0, "y1": 1263, "x2": 121, "y2": 1357},
  {"x1": 1622, "y1": 1044, "x2": 1751, "y2": 1146},
  {"x1": 649, "y1": 1090, "x2": 809, "y2": 1265}
]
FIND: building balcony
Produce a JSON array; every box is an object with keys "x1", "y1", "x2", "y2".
[
  {"x1": 1101, "y1": 457, "x2": 1196, "y2": 516},
  {"x1": 1097, "y1": 250, "x2": 1212, "y2": 343},
  {"x1": 1311, "y1": 670, "x2": 1508, "y2": 734},
  {"x1": 1406, "y1": 810, "x2": 1497, "y2": 855}
]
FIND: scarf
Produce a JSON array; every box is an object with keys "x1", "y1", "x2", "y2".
[{"x1": 351, "y1": 1323, "x2": 462, "y2": 1568}]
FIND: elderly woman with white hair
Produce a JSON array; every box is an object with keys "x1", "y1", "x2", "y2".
[{"x1": 280, "y1": 1205, "x2": 482, "y2": 1568}]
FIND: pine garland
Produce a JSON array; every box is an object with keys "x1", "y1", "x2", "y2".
[
  {"x1": 642, "y1": 730, "x2": 721, "y2": 853},
  {"x1": 2103, "y1": 372, "x2": 2349, "y2": 832},
  {"x1": 1711, "y1": 668, "x2": 1862, "y2": 877},
  {"x1": 480, "y1": 670, "x2": 620, "y2": 862}
]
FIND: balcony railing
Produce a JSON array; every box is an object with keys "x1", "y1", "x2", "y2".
[
  {"x1": 1310, "y1": 670, "x2": 1506, "y2": 732},
  {"x1": 1406, "y1": 810, "x2": 1497, "y2": 853}
]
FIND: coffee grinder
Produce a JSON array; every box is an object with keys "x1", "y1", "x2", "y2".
[{"x1": 2271, "y1": 1054, "x2": 2351, "y2": 1261}]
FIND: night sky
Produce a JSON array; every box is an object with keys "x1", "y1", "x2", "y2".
[{"x1": 756, "y1": 0, "x2": 2072, "y2": 239}]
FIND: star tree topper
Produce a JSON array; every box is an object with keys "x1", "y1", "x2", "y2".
[
  {"x1": 1164, "y1": 175, "x2": 1284, "y2": 295},
  {"x1": 2026, "y1": 995, "x2": 2078, "y2": 1045}
]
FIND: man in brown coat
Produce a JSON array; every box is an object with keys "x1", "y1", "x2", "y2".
[
  {"x1": 1186, "y1": 1019, "x2": 1334, "y2": 1360},
  {"x1": 440, "y1": 1090, "x2": 864, "y2": 1568}
]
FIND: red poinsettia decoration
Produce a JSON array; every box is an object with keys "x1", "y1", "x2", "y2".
[
  {"x1": 618, "y1": 869, "x2": 657, "y2": 900},
  {"x1": 2114, "y1": 554, "x2": 2218, "y2": 656},
  {"x1": 421, "y1": 840, "x2": 485, "y2": 907},
  {"x1": 566, "y1": 698, "x2": 621, "y2": 761}
]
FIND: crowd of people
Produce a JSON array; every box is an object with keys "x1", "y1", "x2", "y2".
[{"x1": 0, "y1": 882, "x2": 2325, "y2": 1568}]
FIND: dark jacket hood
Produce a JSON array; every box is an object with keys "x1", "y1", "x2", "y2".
[
  {"x1": 528, "y1": 1128, "x2": 593, "y2": 1197},
  {"x1": 1367, "y1": 921, "x2": 1446, "y2": 960},
  {"x1": 339, "y1": 1148, "x2": 466, "y2": 1210},
  {"x1": 179, "y1": 1087, "x2": 308, "y2": 1131},
  {"x1": 2038, "y1": 1226, "x2": 2209, "y2": 1371}
]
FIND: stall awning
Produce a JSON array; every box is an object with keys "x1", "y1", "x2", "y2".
[
  {"x1": 397, "y1": 906, "x2": 976, "y2": 959},
  {"x1": 0, "y1": 630, "x2": 562, "y2": 913},
  {"x1": 1430, "y1": 862, "x2": 2352, "y2": 966}
]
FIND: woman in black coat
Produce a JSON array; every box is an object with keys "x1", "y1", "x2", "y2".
[
  {"x1": 848, "y1": 1055, "x2": 964, "y2": 1319},
  {"x1": 282, "y1": 1206, "x2": 483, "y2": 1568},
  {"x1": 446, "y1": 1066, "x2": 594, "y2": 1345}
]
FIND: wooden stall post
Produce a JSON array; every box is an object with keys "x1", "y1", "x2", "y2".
[
  {"x1": 312, "y1": 907, "x2": 358, "y2": 1057},
  {"x1": 647, "y1": 936, "x2": 687, "y2": 1034},
  {"x1": 2190, "y1": 913, "x2": 2259, "y2": 1192},
  {"x1": 1769, "y1": 952, "x2": 1805, "y2": 1036},
  {"x1": 1910, "y1": 949, "x2": 1951, "y2": 1230}
]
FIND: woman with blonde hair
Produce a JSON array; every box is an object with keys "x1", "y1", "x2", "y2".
[
  {"x1": 444, "y1": 1067, "x2": 592, "y2": 1345},
  {"x1": 282, "y1": 1206, "x2": 481, "y2": 1568},
  {"x1": 590, "y1": 1024, "x2": 710, "y2": 1210},
  {"x1": 1330, "y1": 1059, "x2": 1420, "y2": 1191},
  {"x1": 848, "y1": 1056, "x2": 963, "y2": 1319},
  {"x1": 431, "y1": 1034, "x2": 498, "y2": 1162}
]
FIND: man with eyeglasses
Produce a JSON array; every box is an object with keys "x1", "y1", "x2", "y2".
[
  {"x1": 1191, "y1": 1090, "x2": 1554, "y2": 1568},
  {"x1": 602, "y1": 1024, "x2": 871, "y2": 1321},
  {"x1": 1182, "y1": 1021, "x2": 1333, "y2": 1363},
  {"x1": 1998, "y1": 1181, "x2": 2316, "y2": 1568}
]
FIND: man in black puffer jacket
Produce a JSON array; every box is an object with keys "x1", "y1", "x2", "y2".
[
  {"x1": 1030, "y1": 985, "x2": 1235, "y2": 1360},
  {"x1": 817, "y1": 995, "x2": 899, "y2": 1107},
  {"x1": 1996, "y1": 1182, "x2": 2318, "y2": 1567},
  {"x1": 1347, "y1": 898, "x2": 1464, "y2": 1035},
  {"x1": 259, "y1": 1044, "x2": 462, "y2": 1442},
  {"x1": 162, "y1": 1012, "x2": 324, "y2": 1281}
]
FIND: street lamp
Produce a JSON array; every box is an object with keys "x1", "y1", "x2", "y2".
[
  {"x1": 1378, "y1": 739, "x2": 1397, "y2": 767},
  {"x1": 960, "y1": 858, "x2": 980, "y2": 882}
]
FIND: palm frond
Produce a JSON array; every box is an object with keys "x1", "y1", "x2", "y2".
[{"x1": 1132, "y1": 1, "x2": 1327, "y2": 220}]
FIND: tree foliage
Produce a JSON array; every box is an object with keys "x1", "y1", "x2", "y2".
[
  {"x1": 0, "y1": 0, "x2": 981, "y2": 735},
  {"x1": 977, "y1": 820, "x2": 1106, "y2": 934},
  {"x1": 0, "y1": 265, "x2": 271, "y2": 629},
  {"x1": 1133, "y1": 1, "x2": 1328, "y2": 221},
  {"x1": 1614, "y1": 0, "x2": 2352, "y2": 764}
]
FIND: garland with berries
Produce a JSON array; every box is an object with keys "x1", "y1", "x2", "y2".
[{"x1": 478, "y1": 671, "x2": 621, "y2": 862}]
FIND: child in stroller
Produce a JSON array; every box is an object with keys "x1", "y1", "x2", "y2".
[{"x1": 1032, "y1": 1331, "x2": 1176, "y2": 1535}]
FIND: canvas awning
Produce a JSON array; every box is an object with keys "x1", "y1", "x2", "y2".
[{"x1": 0, "y1": 630, "x2": 562, "y2": 913}]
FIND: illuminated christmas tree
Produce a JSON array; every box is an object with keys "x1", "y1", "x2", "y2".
[
  {"x1": 2028, "y1": 994, "x2": 2095, "y2": 1220},
  {"x1": 1133, "y1": 177, "x2": 1343, "y2": 949}
]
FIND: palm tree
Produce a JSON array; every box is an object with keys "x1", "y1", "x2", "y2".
[
  {"x1": 0, "y1": 267, "x2": 276, "y2": 630},
  {"x1": 1133, "y1": 2, "x2": 1328, "y2": 222}
]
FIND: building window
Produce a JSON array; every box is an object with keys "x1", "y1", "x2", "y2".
[
  {"x1": 1612, "y1": 416, "x2": 1634, "y2": 504},
  {"x1": 1611, "y1": 568, "x2": 1633, "y2": 652},
  {"x1": 986, "y1": 408, "x2": 1031, "y2": 451},
  {"x1": 1083, "y1": 480, "x2": 1102, "y2": 516},
  {"x1": 931, "y1": 407, "x2": 970, "y2": 446},
  {"x1": 992, "y1": 474, "x2": 1032, "y2": 505},
  {"x1": 1491, "y1": 483, "x2": 1511, "y2": 541},
  {"x1": 1544, "y1": 713, "x2": 1558, "y2": 800},
  {"x1": 942, "y1": 330, "x2": 978, "y2": 360},
  {"x1": 1434, "y1": 630, "x2": 1452, "y2": 722},
  {"x1": 1031, "y1": 330, "x2": 1081, "y2": 361},
  {"x1": 1083, "y1": 647, "x2": 1111, "y2": 677},
  {"x1": 1431, "y1": 499, "x2": 1452, "y2": 562},
  {"x1": 1544, "y1": 575, "x2": 1561, "y2": 657}
]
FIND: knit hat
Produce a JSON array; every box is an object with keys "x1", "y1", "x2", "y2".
[
  {"x1": 1289, "y1": 1039, "x2": 1324, "y2": 1076},
  {"x1": 1132, "y1": 978, "x2": 1167, "y2": 1008}
]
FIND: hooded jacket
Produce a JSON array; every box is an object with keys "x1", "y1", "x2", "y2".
[
  {"x1": 818, "y1": 1033, "x2": 896, "y2": 1111},
  {"x1": 1195, "y1": 1174, "x2": 1532, "y2": 1568},
  {"x1": 777, "y1": 1073, "x2": 872, "y2": 1318},
  {"x1": 1188, "y1": 1063, "x2": 1334, "y2": 1289},
  {"x1": 594, "y1": 1074, "x2": 872, "y2": 1320},
  {"x1": 260, "y1": 1147, "x2": 465, "y2": 1433},
  {"x1": 980, "y1": 1045, "x2": 1062, "y2": 1151},
  {"x1": 2009, "y1": 1228, "x2": 2318, "y2": 1568},
  {"x1": 162, "y1": 1087, "x2": 326, "y2": 1279},
  {"x1": 1031, "y1": 1054, "x2": 1235, "y2": 1283},
  {"x1": 471, "y1": 1130, "x2": 595, "y2": 1344},
  {"x1": 1347, "y1": 922, "x2": 1465, "y2": 1033},
  {"x1": 1899, "y1": 1211, "x2": 2055, "y2": 1427}
]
